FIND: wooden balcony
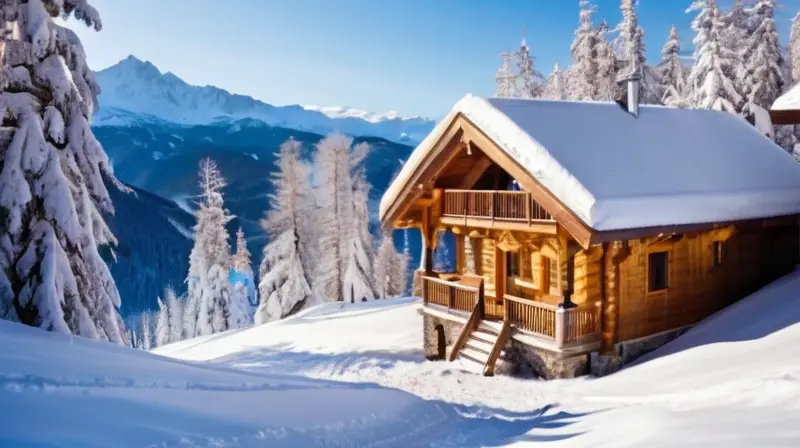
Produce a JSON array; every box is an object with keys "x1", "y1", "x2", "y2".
[
  {"x1": 421, "y1": 275, "x2": 601, "y2": 352},
  {"x1": 440, "y1": 190, "x2": 555, "y2": 232}
]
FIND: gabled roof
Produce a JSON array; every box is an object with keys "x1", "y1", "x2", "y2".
[{"x1": 380, "y1": 95, "x2": 800, "y2": 232}]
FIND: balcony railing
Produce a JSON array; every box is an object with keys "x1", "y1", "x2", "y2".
[
  {"x1": 421, "y1": 275, "x2": 483, "y2": 313},
  {"x1": 442, "y1": 190, "x2": 554, "y2": 222},
  {"x1": 504, "y1": 295, "x2": 601, "y2": 348}
]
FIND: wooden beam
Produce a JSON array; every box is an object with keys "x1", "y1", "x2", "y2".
[
  {"x1": 456, "y1": 155, "x2": 493, "y2": 190},
  {"x1": 455, "y1": 233, "x2": 465, "y2": 274},
  {"x1": 494, "y1": 244, "x2": 506, "y2": 301},
  {"x1": 769, "y1": 109, "x2": 800, "y2": 125}
]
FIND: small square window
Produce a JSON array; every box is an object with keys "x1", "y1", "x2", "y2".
[
  {"x1": 712, "y1": 241, "x2": 724, "y2": 267},
  {"x1": 648, "y1": 251, "x2": 669, "y2": 293}
]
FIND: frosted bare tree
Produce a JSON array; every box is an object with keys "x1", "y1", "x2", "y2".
[
  {"x1": 687, "y1": 0, "x2": 743, "y2": 112},
  {"x1": 0, "y1": 0, "x2": 128, "y2": 342},
  {"x1": 495, "y1": 52, "x2": 517, "y2": 98},
  {"x1": 312, "y1": 134, "x2": 375, "y2": 302},
  {"x1": 184, "y1": 158, "x2": 233, "y2": 336},
  {"x1": 256, "y1": 138, "x2": 313, "y2": 323},
  {"x1": 155, "y1": 297, "x2": 170, "y2": 347},
  {"x1": 567, "y1": 0, "x2": 598, "y2": 100}
]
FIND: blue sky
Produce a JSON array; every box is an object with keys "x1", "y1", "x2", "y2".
[{"x1": 73, "y1": 0, "x2": 800, "y2": 119}]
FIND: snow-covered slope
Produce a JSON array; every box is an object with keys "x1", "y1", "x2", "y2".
[
  {"x1": 6, "y1": 270, "x2": 800, "y2": 446},
  {"x1": 94, "y1": 56, "x2": 435, "y2": 144},
  {"x1": 159, "y1": 273, "x2": 800, "y2": 447},
  {"x1": 0, "y1": 307, "x2": 535, "y2": 447}
]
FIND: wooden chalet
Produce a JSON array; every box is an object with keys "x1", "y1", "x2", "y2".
[{"x1": 380, "y1": 85, "x2": 800, "y2": 379}]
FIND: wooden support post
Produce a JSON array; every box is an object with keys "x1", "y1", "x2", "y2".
[
  {"x1": 455, "y1": 234, "x2": 465, "y2": 274},
  {"x1": 494, "y1": 244, "x2": 506, "y2": 302},
  {"x1": 555, "y1": 308, "x2": 566, "y2": 348}
]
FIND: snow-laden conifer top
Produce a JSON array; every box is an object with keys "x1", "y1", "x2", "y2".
[{"x1": 380, "y1": 95, "x2": 800, "y2": 231}]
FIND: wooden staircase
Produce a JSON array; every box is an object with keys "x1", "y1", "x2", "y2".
[{"x1": 453, "y1": 320, "x2": 511, "y2": 376}]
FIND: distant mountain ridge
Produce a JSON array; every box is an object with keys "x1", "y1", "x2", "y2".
[{"x1": 94, "y1": 55, "x2": 436, "y2": 144}]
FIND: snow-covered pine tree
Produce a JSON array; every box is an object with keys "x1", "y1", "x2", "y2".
[
  {"x1": 140, "y1": 311, "x2": 153, "y2": 350},
  {"x1": 391, "y1": 238, "x2": 410, "y2": 297},
  {"x1": 542, "y1": 64, "x2": 567, "y2": 100},
  {"x1": 567, "y1": 0, "x2": 598, "y2": 101},
  {"x1": 343, "y1": 173, "x2": 377, "y2": 303},
  {"x1": 155, "y1": 297, "x2": 170, "y2": 347},
  {"x1": 739, "y1": 0, "x2": 785, "y2": 117},
  {"x1": 228, "y1": 227, "x2": 253, "y2": 329},
  {"x1": 790, "y1": 12, "x2": 800, "y2": 83},
  {"x1": 185, "y1": 158, "x2": 234, "y2": 336},
  {"x1": 595, "y1": 20, "x2": 619, "y2": 101},
  {"x1": 0, "y1": 0, "x2": 128, "y2": 343},
  {"x1": 516, "y1": 38, "x2": 545, "y2": 99},
  {"x1": 615, "y1": 0, "x2": 646, "y2": 95},
  {"x1": 660, "y1": 26, "x2": 691, "y2": 108},
  {"x1": 374, "y1": 232, "x2": 396, "y2": 299},
  {"x1": 495, "y1": 52, "x2": 518, "y2": 98},
  {"x1": 256, "y1": 138, "x2": 313, "y2": 323},
  {"x1": 687, "y1": 0, "x2": 744, "y2": 113},
  {"x1": 165, "y1": 286, "x2": 183, "y2": 343}
]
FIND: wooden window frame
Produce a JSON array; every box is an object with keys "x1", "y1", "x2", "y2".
[
  {"x1": 540, "y1": 255, "x2": 558, "y2": 295},
  {"x1": 647, "y1": 250, "x2": 669, "y2": 294}
]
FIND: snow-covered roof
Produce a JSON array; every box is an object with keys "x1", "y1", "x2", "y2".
[
  {"x1": 380, "y1": 94, "x2": 800, "y2": 232},
  {"x1": 772, "y1": 83, "x2": 800, "y2": 110}
]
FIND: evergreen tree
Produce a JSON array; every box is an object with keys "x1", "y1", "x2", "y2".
[
  {"x1": 567, "y1": 0, "x2": 598, "y2": 100},
  {"x1": 140, "y1": 311, "x2": 153, "y2": 351},
  {"x1": 343, "y1": 176, "x2": 377, "y2": 303},
  {"x1": 615, "y1": 0, "x2": 645, "y2": 79},
  {"x1": 185, "y1": 158, "x2": 233, "y2": 336},
  {"x1": 595, "y1": 20, "x2": 619, "y2": 101},
  {"x1": 789, "y1": 12, "x2": 800, "y2": 83},
  {"x1": 516, "y1": 38, "x2": 545, "y2": 99},
  {"x1": 374, "y1": 233, "x2": 397, "y2": 298},
  {"x1": 0, "y1": 0, "x2": 128, "y2": 342},
  {"x1": 256, "y1": 138, "x2": 313, "y2": 323},
  {"x1": 165, "y1": 287, "x2": 183, "y2": 343},
  {"x1": 228, "y1": 228, "x2": 253, "y2": 329},
  {"x1": 495, "y1": 52, "x2": 518, "y2": 98},
  {"x1": 155, "y1": 297, "x2": 170, "y2": 347},
  {"x1": 542, "y1": 64, "x2": 568, "y2": 100},
  {"x1": 660, "y1": 26, "x2": 691, "y2": 107},
  {"x1": 687, "y1": 0, "x2": 743, "y2": 112},
  {"x1": 739, "y1": 0, "x2": 785, "y2": 115}
]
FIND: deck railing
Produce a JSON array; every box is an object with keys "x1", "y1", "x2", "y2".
[
  {"x1": 421, "y1": 275, "x2": 482, "y2": 313},
  {"x1": 442, "y1": 190, "x2": 554, "y2": 222},
  {"x1": 504, "y1": 295, "x2": 601, "y2": 348}
]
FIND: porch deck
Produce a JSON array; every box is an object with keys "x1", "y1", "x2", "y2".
[{"x1": 421, "y1": 274, "x2": 601, "y2": 374}]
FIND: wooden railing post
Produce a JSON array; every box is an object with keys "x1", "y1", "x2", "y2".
[
  {"x1": 448, "y1": 285, "x2": 455, "y2": 310},
  {"x1": 555, "y1": 307, "x2": 566, "y2": 348},
  {"x1": 489, "y1": 192, "x2": 495, "y2": 221},
  {"x1": 478, "y1": 281, "x2": 485, "y2": 320},
  {"x1": 525, "y1": 193, "x2": 531, "y2": 226},
  {"x1": 595, "y1": 301, "x2": 602, "y2": 334}
]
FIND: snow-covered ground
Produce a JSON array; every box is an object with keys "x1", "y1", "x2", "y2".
[{"x1": 4, "y1": 272, "x2": 800, "y2": 446}]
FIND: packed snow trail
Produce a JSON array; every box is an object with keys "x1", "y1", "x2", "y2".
[{"x1": 161, "y1": 272, "x2": 800, "y2": 447}]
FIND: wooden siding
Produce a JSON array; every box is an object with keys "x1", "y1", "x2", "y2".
[
  {"x1": 572, "y1": 246, "x2": 604, "y2": 307},
  {"x1": 614, "y1": 223, "x2": 798, "y2": 342}
]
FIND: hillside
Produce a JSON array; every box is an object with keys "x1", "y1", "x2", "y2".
[
  {"x1": 158, "y1": 271, "x2": 800, "y2": 447},
  {"x1": 94, "y1": 55, "x2": 435, "y2": 144}
]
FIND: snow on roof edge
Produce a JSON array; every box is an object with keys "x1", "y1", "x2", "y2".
[
  {"x1": 772, "y1": 83, "x2": 800, "y2": 110},
  {"x1": 378, "y1": 94, "x2": 597, "y2": 227}
]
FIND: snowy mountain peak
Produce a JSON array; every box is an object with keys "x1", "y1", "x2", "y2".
[{"x1": 94, "y1": 56, "x2": 434, "y2": 144}]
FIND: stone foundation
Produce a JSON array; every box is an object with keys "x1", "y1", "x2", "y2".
[
  {"x1": 590, "y1": 326, "x2": 691, "y2": 377},
  {"x1": 503, "y1": 338, "x2": 590, "y2": 379},
  {"x1": 422, "y1": 313, "x2": 464, "y2": 360}
]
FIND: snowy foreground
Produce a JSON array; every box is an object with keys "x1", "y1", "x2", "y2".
[{"x1": 5, "y1": 274, "x2": 800, "y2": 447}]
